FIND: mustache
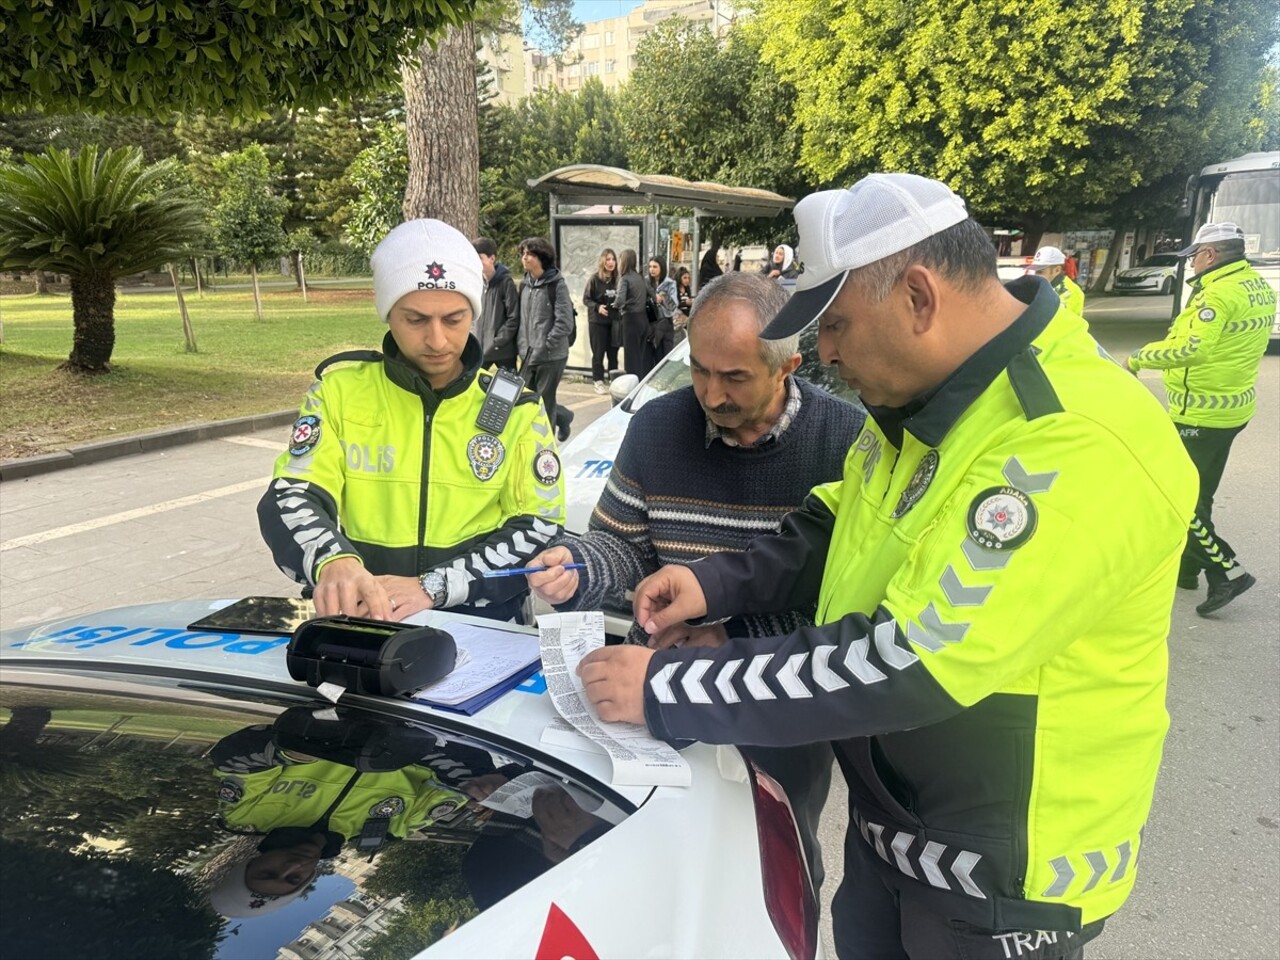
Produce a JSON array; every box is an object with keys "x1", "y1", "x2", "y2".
[{"x1": 708, "y1": 402, "x2": 741, "y2": 416}]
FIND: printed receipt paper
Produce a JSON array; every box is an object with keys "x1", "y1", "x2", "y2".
[{"x1": 537, "y1": 611, "x2": 691, "y2": 788}]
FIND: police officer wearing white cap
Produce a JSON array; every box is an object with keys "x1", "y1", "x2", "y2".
[
  {"x1": 258, "y1": 219, "x2": 566, "y2": 624},
  {"x1": 1028, "y1": 245, "x2": 1086, "y2": 318},
  {"x1": 1126, "y1": 221, "x2": 1275, "y2": 615},
  {"x1": 576, "y1": 173, "x2": 1198, "y2": 958}
]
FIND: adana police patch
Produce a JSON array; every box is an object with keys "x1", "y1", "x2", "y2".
[
  {"x1": 1198, "y1": 307, "x2": 1216, "y2": 322},
  {"x1": 369, "y1": 796, "x2": 406, "y2": 818},
  {"x1": 967, "y1": 486, "x2": 1037, "y2": 550},
  {"x1": 468, "y1": 433, "x2": 505, "y2": 481},
  {"x1": 892, "y1": 449, "x2": 939, "y2": 518},
  {"x1": 534, "y1": 448, "x2": 561, "y2": 486},
  {"x1": 289, "y1": 415, "x2": 322, "y2": 457}
]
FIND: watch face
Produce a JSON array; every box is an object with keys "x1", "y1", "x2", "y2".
[{"x1": 421, "y1": 572, "x2": 447, "y2": 604}]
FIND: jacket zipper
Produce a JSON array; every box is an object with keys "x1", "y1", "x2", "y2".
[{"x1": 417, "y1": 399, "x2": 431, "y2": 574}]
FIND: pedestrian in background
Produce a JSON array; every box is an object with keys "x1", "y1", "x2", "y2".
[
  {"x1": 1029, "y1": 245, "x2": 1086, "y2": 317},
  {"x1": 615, "y1": 248, "x2": 651, "y2": 378},
  {"x1": 583, "y1": 248, "x2": 621, "y2": 394},
  {"x1": 698, "y1": 243, "x2": 723, "y2": 287},
  {"x1": 674, "y1": 266, "x2": 694, "y2": 342},
  {"x1": 647, "y1": 256, "x2": 679, "y2": 363},
  {"x1": 761, "y1": 243, "x2": 799, "y2": 280},
  {"x1": 517, "y1": 236, "x2": 576, "y2": 443},
  {"x1": 1127, "y1": 221, "x2": 1274, "y2": 615},
  {"x1": 472, "y1": 236, "x2": 520, "y2": 371}
]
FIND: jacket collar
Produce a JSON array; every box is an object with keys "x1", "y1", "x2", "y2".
[
  {"x1": 1191, "y1": 256, "x2": 1249, "y2": 289},
  {"x1": 866, "y1": 276, "x2": 1058, "y2": 450},
  {"x1": 380, "y1": 330, "x2": 482, "y2": 403},
  {"x1": 526, "y1": 266, "x2": 561, "y2": 288}
]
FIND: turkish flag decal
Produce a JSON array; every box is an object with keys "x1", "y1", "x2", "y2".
[{"x1": 535, "y1": 903, "x2": 599, "y2": 960}]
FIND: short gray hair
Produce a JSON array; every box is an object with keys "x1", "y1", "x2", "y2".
[
  {"x1": 687, "y1": 273, "x2": 800, "y2": 371},
  {"x1": 1206, "y1": 238, "x2": 1246, "y2": 260},
  {"x1": 848, "y1": 217, "x2": 999, "y2": 303}
]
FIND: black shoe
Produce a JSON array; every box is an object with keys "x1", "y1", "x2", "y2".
[
  {"x1": 1177, "y1": 571, "x2": 1200, "y2": 590},
  {"x1": 1196, "y1": 573, "x2": 1256, "y2": 616}
]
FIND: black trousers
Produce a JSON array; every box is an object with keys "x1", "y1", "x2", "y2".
[
  {"x1": 622, "y1": 311, "x2": 655, "y2": 378},
  {"x1": 834, "y1": 833, "x2": 1104, "y2": 960},
  {"x1": 1175, "y1": 421, "x2": 1247, "y2": 583},
  {"x1": 523, "y1": 358, "x2": 567, "y2": 431},
  {"x1": 651, "y1": 317, "x2": 675, "y2": 364},
  {"x1": 742, "y1": 742, "x2": 833, "y2": 892},
  {"x1": 588, "y1": 321, "x2": 618, "y2": 382}
]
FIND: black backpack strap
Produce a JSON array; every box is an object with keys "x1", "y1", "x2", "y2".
[{"x1": 315, "y1": 350, "x2": 383, "y2": 379}]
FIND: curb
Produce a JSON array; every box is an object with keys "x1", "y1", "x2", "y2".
[{"x1": 0, "y1": 410, "x2": 298, "y2": 482}]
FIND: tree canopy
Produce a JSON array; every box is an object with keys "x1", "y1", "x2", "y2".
[
  {"x1": 0, "y1": 0, "x2": 478, "y2": 116},
  {"x1": 750, "y1": 0, "x2": 1280, "y2": 230}
]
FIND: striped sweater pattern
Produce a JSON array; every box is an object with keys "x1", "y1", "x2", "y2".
[{"x1": 558, "y1": 379, "x2": 865, "y2": 643}]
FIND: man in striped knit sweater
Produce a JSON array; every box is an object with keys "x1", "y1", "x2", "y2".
[{"x1": 528, "y1": 272, "x2": 866, "y2": 887}]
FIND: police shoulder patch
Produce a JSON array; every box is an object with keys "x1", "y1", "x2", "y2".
[
  {"x1": 468, "y1": 433, "x2": 505, "y2": 481},
  {"x1": 1197, "y1": 307, "x2": 1216, "y2": 322},
  {"x1": 289, "y1": 414, "x2": 322, "y2": 457},
  {"x1": 218, "y1": 778, "x2": 245, "y2": 804},
  {"x1": 534, "y1": 448, "x2": 561, "y2": 486},
  {"x1": 369, "y1": 796, "x2": 406, "y2": 818},
  {"x1": 966, "y1": 486, "x2": 1037, "y2": 551}
]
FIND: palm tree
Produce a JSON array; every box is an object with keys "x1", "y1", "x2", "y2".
[{"x1": 0, "y1": 146, "x2": 205, "y2": 372}]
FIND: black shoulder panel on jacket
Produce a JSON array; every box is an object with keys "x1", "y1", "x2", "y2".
[
  {"x1": 1007, "y1": 346, "x2": 1063, "y2": 420},
  {"x1": 315, "y1": 350, "x2": 383, "y2": 379}
]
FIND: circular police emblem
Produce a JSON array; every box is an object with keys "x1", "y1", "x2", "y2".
[
  {"x1": 533, "y1": 448, "x2": 561, "y2": 487},
  {"x1": 369, "y1": 796, "x2": 406, "y2": 818},
  {"x1": 428, "y1": 799, "x2": 463, "y2": 821},
  {"x1": 967, "y1": 486, "x2": 1037, "y2": 550},
  {"x1": 468, "y1": 433, "x2": 505, "y2": 481},
  {"x1": 892, "y1": 450, "x2": 939, "y2": 518},
  {"x1": 218, "y1": 778, "x2": 244, "y2": 804},
  {"x1": 1198, "y1": 307, "x2": 1216, "y2": 322},
  {"x1": 289, "y1": 415, "x2": 322, "y2": 457}
]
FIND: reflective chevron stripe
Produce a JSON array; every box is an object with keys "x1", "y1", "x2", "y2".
[
  {"x1": 1173, "y1": 387, "x2": 1256, "y2": 410},
  {"x1": 680, "y1": 660, "x2": 713, "y2": 704},
  {"x1": 714, "y1": 659, "x2": 743, "y2": 703},
  {"x1": 961, "y1": 536, "x2": 1012, "y2": 571},
  {"x1": 1002, "y1": 456, "x2": 1058, "y2": 494},
  {"x1": 908, "y1": 602, "x2": 969, "y2": 653},
  {"x1": 940, "y1": 565, "x2": 992, "y2": 606},
  {"x1": 1041, "y1": 839, "x2": 1140, "y2": 898},
  {"x1": 854, "y1": 811, "x2": 990, "y2": 900},
  {"x1": 649, "y1": 662, "x2": 679, "y2": 704}
]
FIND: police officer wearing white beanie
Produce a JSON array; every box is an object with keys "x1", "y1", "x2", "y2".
[{"x1": 258, "y1": 219, "x2": 566, "y2": 625}]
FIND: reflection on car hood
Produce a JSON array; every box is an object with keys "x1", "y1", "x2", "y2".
[{"x1": 1117, "y1": 267, "x2": 1171, "y2": 278}]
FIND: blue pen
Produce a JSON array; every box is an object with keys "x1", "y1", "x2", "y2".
[{"x1": 482, "y1": 563, "x2": 587, "y2": 578}]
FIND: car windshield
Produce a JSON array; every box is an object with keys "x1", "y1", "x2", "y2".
[
  {"x1": 0, "y1": 670, "x2": 624, "y2": 959},
  {"x1": 1138, "y1": 255, "x2": 1178, "y2": 267},
  {"x1": 627, "y1": 326, "x2": 861, "y2": 413}
]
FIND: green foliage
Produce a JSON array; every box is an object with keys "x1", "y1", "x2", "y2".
[
  {"x1": 209, "y1": 144, "x2": 288, "y2": 268},
  {"x1": 0, "y1": 145, "x2": 205, "y2": 276},
  {"x1": 342, "y1": 122, "x2": 410, "y2": 255},
  {"x1": 0, "y1": 0, "x2": 478, "y2": 116},
  {"x1": 0, "y1": 111, "x2": 182, "y2": 162},
  {"x1": 750, "y1": 0, "x2": 1280, "y2": 228},
  {"x1": 359, "y1": 897, "x2": 478, "y2": 960}
]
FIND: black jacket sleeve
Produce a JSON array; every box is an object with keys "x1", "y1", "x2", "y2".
[{"x1": 489, "y1": 274, "x2": 521, "y2": 357}]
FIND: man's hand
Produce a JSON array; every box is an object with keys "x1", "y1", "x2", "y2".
[
  {"x1": 648, "y1": 621, "x2": 728, "y2": 651},
  {"x1": 633, "y1": 564, "x2": 708, "y2": 637},
  {"x1": 1125, "y1": 354, "x2": 1140, "y2": 375},
  {"x1": 373, "y1": 575, "x2": 433, "y2": 620},
  {"x1": 577, "y1": 646, "x2": 653, "y2": 724},
  {"x1": 532, "y1": 786, "x2": 606, "y2": 863},
  {"x1": 527, "y1": 546, "x2": 580, "y2": 605},
  {"x1": 314, "y1": 558, "x2": 393, "y2": 621},
  {"x1": 462, "y1": 772, "x2": 508, "y2": 802},
  {"x1": 597, "y1": 304, "x2": 609, "y2": 317}
]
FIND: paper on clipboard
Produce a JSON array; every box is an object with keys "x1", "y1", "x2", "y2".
[{"x1": 537, "y1": 611, "x2": 691, "y2": 787}]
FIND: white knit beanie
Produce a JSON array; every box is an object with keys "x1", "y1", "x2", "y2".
[{"x1": 370, "y1": 219, "x2": 485, "y2": 323}]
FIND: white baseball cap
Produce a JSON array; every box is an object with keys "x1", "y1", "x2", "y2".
[
  {"x1": 371, "y1": 219, "x2": 485, "y2": 323},
  {"x1": 1030, "y1": 246, "x2": 1066, "y2": 267},
  {"x1": 762, "y1": 173, "x2": 970, "y2": 339},
  {"x1": 1176, "y1": 222, "x2": 1245, "y2": 257}
]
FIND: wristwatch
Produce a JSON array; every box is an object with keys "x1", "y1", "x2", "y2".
[{"x1": 419, "y1": 570, "x2": 448, "y2": 608}]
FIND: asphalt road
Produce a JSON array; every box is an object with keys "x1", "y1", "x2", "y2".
[{"x1": 1, "y1": 294, "x2": 1276, "y2": 959}]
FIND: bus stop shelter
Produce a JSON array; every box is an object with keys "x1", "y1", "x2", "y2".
[{"x1": 528, "y1": 164, "x2": 794, "y2": 369}]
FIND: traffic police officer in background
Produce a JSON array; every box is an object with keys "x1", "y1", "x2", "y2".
[
  {"x1": 577, "y1": 174, "x2": 1198, "y2": 959},
  {"x1": 1127, "y1": 221, "x2": 1273, "y2": 615},
  {"x1": 1029, "y1": 245, "x2": 1085, "y2": 316},
  {"x1": 258, "y1": 219, "x2": 565, "y2": 623}
]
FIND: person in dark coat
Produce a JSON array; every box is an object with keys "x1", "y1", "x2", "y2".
[
  {"x1": 582, "y1": 248, "x2": 621, "y2": 393},
  {"x1": 615, "y1": 248, "x2": 653, "y2": 378},
  {"x1": 472, "y1": 236, "x2": 519, "y2": 371},
  {"x1": 517, "y1": 236, "x2": 576, "y2": 441}
]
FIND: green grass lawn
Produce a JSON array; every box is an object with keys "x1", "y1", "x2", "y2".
[{"x1": 0, "y1": 285, "x2": 382, "y2": 459}]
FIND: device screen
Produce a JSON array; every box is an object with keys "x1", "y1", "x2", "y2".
[
  {"x1": 187, "y1": 596, "x2": 315, "y2": 637},
  {"x1": 490, "y1": 376, "x2": 521, "y2": 403}
]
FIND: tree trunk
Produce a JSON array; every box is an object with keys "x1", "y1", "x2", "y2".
[
  {"x1": 62, "y1": 271, "x2": 117, "y2": 373},
  {"x1": 401, "y1": 23, "x2": 480, "y2": 237},
  {"x1": 191, "y1": 256, "x2": 204, "y2": 297},
  {"x1": 297, "y1": 252, "x2": 308, "y2": 303},
  {"x1": 1089, "y1": 226, "x2": 1124, "y2": 293},
  {"x1": 169, "y1": 263, "x2": 198, "y2": 353},
  {"x1": 250, "y1": 263, "x2": 264, "y2": 320}
]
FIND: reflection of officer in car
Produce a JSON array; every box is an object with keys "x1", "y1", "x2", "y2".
[
  {"x1": 525, "y1": 273, "x2": 865, "y2": 889},
  {"x1": 579, "y1": 175, "x2": 1198, "y2": 959},
  {"x1": 257, "y1": 219, "x2": 565, "y2": 624}
]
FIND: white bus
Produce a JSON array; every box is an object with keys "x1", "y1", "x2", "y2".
[{"x1": 1178, "y1": 150, "x2": 1280, "y2": 354}]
